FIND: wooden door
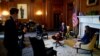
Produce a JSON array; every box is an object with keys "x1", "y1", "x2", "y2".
[{"x1": 53, "y1": 13, "x2": 61, "y2": 30}]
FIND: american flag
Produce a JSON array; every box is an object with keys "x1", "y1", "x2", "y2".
[{"x1": 72, "y1": 12, "x2": 78, "y2": 27}]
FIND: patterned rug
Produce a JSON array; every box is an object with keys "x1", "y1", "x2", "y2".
[
  {"x1": 44, "y1": 39, "x2": 100, "y2": 56},
  {"x1": 54, "y1": 46, "x2": 77, "y2": 56},
  {"x1": 21, "y1": 38, "x2": 100, "y2": 56},
  {"x1": 44, "y1": 39, "x2": 77, "y2": 56},
  {"x1": 22, "y1": 32, "x2": 100, "y2": 56}
]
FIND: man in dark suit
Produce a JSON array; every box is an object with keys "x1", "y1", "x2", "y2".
[
  {"x1": 59, "y1": 22, "x2": 67, "y2": 37},
  {"x1": 3, "y1": 8, "x2": 21, "y2": 56}
]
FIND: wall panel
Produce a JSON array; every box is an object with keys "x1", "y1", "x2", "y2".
[{"x1": 1, "y1": 0, "x2": 99, "y2": 30}]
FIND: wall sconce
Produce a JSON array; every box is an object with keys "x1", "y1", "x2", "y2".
[
  {"x1": 36, "y1": 10, "x2": 43, "y2": 15},
  {"x1": 2, "y1": 10, "x2": 9, "y2": 16},
  {"x1": 1, "y1": 10, "x2": 9, "y2": 25}
]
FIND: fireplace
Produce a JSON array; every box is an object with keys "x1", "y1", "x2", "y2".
[{"x1": 78, "y1": 15, "x2": 100, "y2": 48}]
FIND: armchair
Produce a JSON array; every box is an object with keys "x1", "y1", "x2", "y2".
[
  {"x1": 29, "y1": 37, "x2": 57, "y2": 56},
  {"x1": 76, "y1": 34, "x2": 97, "y2": 56}
]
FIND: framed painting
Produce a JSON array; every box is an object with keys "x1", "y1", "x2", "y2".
[
  {"x1": 87, "y1": 0, "x2": 97, "y2": 6},
  {"x1": 17, "y1": 4, "x2": 27, "y2": 19}
]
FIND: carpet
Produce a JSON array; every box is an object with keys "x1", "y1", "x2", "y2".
[
  {"x1": 45, "y1": 39, "x2": 100, "y2": 56},
  {"x1": 44, "y1": 39, "x2": 77, "y2": 56},
  {"x1": 54, "y1": 45, "x2": 77, "y2": 56}
]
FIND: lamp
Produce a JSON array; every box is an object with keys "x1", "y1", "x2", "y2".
[
  {"x1": 36, "y1": 10, "x2": 43, "y2": 15},
  {"x1": 67, "y1": 26, "x2": 70, "y2": 32}
]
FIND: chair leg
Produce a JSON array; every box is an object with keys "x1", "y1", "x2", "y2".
[
  {"x1": 76, "y1": 48, "x2": 78, "y2": 53},
  {"x1": 90, "y1": 50, "x2": 93, "y2": 56},
  {"x1": 55, "y1": 54, "x2": 57, "y2": 56},
  {"x1": 47, "y1": 34, "x2": 48, "y2": 39},
  {"x1": 56, "y1": 42, "x2": 57, "y2": 47},
  {"x1": 54, "y1": 50, "x2": 57, "y2": 56}
]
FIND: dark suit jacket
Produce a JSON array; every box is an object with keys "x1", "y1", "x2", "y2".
[
  {"x1": 4, "y1": 16, "x2": 19, "y2": 49},
  {"x1": 59, "y1": 24, "x2": 67, "y2": 33}
]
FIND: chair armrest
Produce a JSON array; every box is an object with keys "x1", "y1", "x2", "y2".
[{"x1": 45, "y1": 47, "x2": 53, "y2": 51}]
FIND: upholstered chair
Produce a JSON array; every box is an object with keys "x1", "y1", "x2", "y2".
[{"x1": 76, "y1": 34, "x2": 97, "y2": 56}]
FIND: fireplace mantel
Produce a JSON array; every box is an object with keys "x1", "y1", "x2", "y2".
[{"x1": 78, "y1": 15, "x2": 100, "y2": 25}]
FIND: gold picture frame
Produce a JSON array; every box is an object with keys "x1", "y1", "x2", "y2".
[
  {"x1": 17, "y1": 4, "x2": 27, "y2": 19},
  {"x1": 87, "y1": 0, "x2": 97, "y2": 6}
]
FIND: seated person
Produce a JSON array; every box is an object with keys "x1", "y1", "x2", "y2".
[
  {"x1": 27, "y1": 20, "x2": 35, "y2": 32},
  {"x1": 41, "y1": 25, "x2": 48, "y2": 38},
  {"x1": 59, "y1": 22, "x2": 67, "y2": 37},
  {"x1": 80, "y1": 26, "x2": 91, "y2": 44},
  {"x1": 36, "y1": 23, "x2": 43, "y2": 36},
  {"x1": 74, "y1": 26, "x2": 92, "y2": 47},
  {"x1": 42, "y1": 25, "x2": 46, "y2": 33},
  {"x1": 52, "y1": 32, "x2": 64, "y2": 47}
]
